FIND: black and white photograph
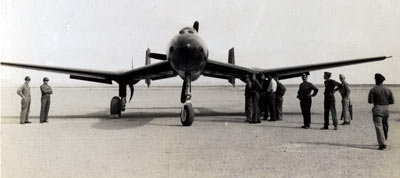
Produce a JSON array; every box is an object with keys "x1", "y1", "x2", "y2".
[{"x1": 1, "y1": 0, "x2": 400, "y2": 177}]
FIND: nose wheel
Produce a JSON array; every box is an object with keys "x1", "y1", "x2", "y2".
[{"x1": 180, "y1": 102, "x2": 194, "y2": 126}]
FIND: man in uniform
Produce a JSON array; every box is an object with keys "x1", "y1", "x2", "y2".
[
  {"x1": 368, "y1": 73, "x2": 394, "y2": 150},
  {"x1": 250, "y1": 74, "x2": 262, "y2": 123},
  {"x1": 244, "y1": 75, "x2": 252, "y2": 122},
  {"x1": 297, "y1": 73, "x2": 318, "y2": 129},
  {"x1": 275, "y1": 75, "x2": 286, "y2": 121},
  {"x1": 339, "y1": 74, "x2": 351, "y2": 125},
  {"x1": 40, "y1": 77, "x2": 53, "y2": 123},
  {"x1": 260, "y1": 74, "x2": 270, "y2": 120},
  {"x1": 266, "y1": 75, "x2": 277, "y2": 121},
  {"x1": 17, "y1": 76, "x2": 32, "y2": 124},
  {"x1": 321, "y1": 72, "x2": 341, "y2": 130}
]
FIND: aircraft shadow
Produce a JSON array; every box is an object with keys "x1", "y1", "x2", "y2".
[
  {"x1": 91, "y1": 107, "x2": 246, "y2": 130},
  {"x1": 293, "y1": 141, "x2": 378, "y2": 150}
]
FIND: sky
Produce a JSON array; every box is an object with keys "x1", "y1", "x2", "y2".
[{"x1": 1, "y1": 0, "x2": 400, "y2": 87}]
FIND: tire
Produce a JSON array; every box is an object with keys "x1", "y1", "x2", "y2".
[
  {"x1": 180, "y1": 103, "x2": 194, "y2": 126},
  {"x1": 110, "y1": 96, "x2": 121, "y2": 117}
]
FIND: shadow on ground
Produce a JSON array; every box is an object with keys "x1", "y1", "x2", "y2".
[{"x1": 293, "y1": 141, "x2": 378, "y2": 150}]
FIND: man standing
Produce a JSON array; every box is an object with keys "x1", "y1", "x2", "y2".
[
  {"x1": 266, "y1": 75, "x2": 277, "y2": 121},
  {"x1": 250, "y1": 74, "x2": 262, "y2": 123},
  {"x1": 40, "y1": 77, "x2": 53, "y2": 123},
  {"x1": 17, "y1": 76, "x2": 32, "y2": 124},
  {"x1": 297, "y1": 74, "x2": 318, "y2": 129},
  {"x1": 339, "y1": 74, "x2": 351, "y2": 125},
  {"x1": 244, "y1": 75, "x2": 253, "y2": 122},
  {"x1": 275, "y1": 75, "x2": 286, "y2": 121},
  {"x1": 368, "y1": 73, "x2": 394, "y2": 150},
  {"x1": 260, "y1": 74, "x2": 270, "y2": 120},
  {"x1": 321, "y1": 72, "x2": 341, "y2": 130}
]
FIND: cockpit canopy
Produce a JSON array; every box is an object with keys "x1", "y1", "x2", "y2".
[{"x1": 179, "y1": 27, "x2": 197, "y2": 35}]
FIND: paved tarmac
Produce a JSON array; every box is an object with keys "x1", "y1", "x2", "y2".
[{"x1": 1, "y1": 85, "x2": 400, "y2": 178}]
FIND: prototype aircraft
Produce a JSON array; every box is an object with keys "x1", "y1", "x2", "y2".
[{"x1": 1, "y1": 21, "x2": 390, "y2": 126}]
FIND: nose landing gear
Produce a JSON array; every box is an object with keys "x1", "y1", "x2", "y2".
[
  {"x1": 180, "y1": 95, "x2": 194, "y2": 126},
  {"x1": 180, "y1": 74, "x2": 195, "y2": 126}
]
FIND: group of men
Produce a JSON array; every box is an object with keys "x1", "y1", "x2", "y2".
[
  {"x1": 244, "y1": 71, "x2": 394, "y2": 150},
  {"x1": 297, "y1": 72, "x2": 352, "y2": 130},
  {"x1": 16, "y1": 71, "x2": 395, "y2": 151},
  {"x1": 17, "y1": 76, "x2": 53, "y2": 124},
  {"x1": 244, "y1": 74, "x2": 286, "y2": 124},
  {"x1": 296, "y1": 72, "x2": 394, "y2": 150}
]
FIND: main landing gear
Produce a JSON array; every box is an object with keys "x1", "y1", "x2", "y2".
[
  {"x1": 110, "y1": 83, "x2": 134, "y2": 118},
  {"x1": 110, "y1": 96, "x2": 126, "y2": 118},
  {"x1": 180, "y1": 74, "x2": 195, "y2": 126}
]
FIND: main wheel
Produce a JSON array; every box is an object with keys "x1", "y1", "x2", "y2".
[
  {"x1": 180, "y1": 103, "x2": 194, "y2": 126},
  {"x1": 110, "y1": 96, "x2": 122, "y2": 117}
]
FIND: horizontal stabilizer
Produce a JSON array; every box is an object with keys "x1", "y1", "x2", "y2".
[{"x1": 149, "y1": 53, "x2": 167, "y2": 60}]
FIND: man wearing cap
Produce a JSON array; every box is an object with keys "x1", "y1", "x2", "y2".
[
  {"x1": 339, "y1": 74, "x2": 351, "y2": 125},
  {"x1": 259, "y1": 74, "x2": 270, "y2": 120},
  {"x1": 244, "y1": 75, "x2": 253, "y2": 122},
  {"x1": 17, "y1": 76, "x2": 32, "y2": 124},
  {"x1": 368, "y1": 73, "x2": 394, "y2": 150},
  {"x1": 40, "y1": 77, "x2": 53, "y2": 123},
  {"x1": 321, "y1": 72, "x2": 341, "y2": 130},
  {"x1": 297, "y1": 73, "x2": 318, "y2": 129},
  {"x1": 250, "y1": 74, "x2": 262, "y2": 123}
]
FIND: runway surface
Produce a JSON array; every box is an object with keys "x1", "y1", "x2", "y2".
[{"x1": 1, "y1": 85, "x2": 400, "y2": 178}]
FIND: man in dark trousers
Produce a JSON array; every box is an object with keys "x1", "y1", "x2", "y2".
[
  {"x1": 250, "y1": 74, "x2": 262, "y2": 123},
  {"x1": 321, "y1": 72, "x2": 341, "y2": 130},
  {"x1": 275, "y1": 75, "x2": 286, "y2": 121},
  {"x1": 259, "y1": 74, "x2": 270, "y2": 120},
  {"x1": 244, "y1": 75, "x2": 252, "y2": 122},
  {"x1": 368, "y1": 73, "x2": 394, "y2": 150},
  {"x1": 40, "y1": 77, "x2": 53, "y2": 123},
  {"x1": 339, "y1": 74, "x2": 351, "y2": 125},
  {"x1": 17, "y1": 76, "x2": 32, "y2": 124},
  {"x1": 297, "y1": 73, "x2": 318, "y2": 129},
  {"x1": 266, "y1": 75, "x2": 277, "y2": 121}
]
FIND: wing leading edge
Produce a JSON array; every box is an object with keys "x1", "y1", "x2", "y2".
[
  {"x1": 1, "y1": 61, "x2": 176, "y2": 84},
  {"x1": 203, "y1": 56, "x2": 390, "y2": 82}
]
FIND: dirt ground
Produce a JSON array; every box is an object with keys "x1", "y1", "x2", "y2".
[{"x1": 1, "y1": 85, "x2": 400, "y2": 178}]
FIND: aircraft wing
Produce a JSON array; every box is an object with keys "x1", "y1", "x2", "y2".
[
  {"x1": 1, "y1": 61, "x2": 176, "y2": 84},
  {"x1": 203, "y1": 59, "x2": 256, "y2": 80},
  {"x1": 203, "y1": 56, "x2": 389, "y2": 81},
  {"x1": 257, "y1": 56, "x2": 389, "y2": 77}
]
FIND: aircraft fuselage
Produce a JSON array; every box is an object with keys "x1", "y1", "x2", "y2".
[{"x1": 167, "y1": 27, "x2": 209, "y2": 81}]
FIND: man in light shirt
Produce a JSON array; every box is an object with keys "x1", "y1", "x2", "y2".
[
  {"x1": 17, "y1": 76, "x2": 32, "y2": 124},
  {"x1": 267, "y1": 75, "x2": 277, "y2": 121}
]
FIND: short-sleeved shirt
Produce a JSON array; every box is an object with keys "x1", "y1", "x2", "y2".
[
  {"x1": 339, "y1": 81, "x2": 351, "y2": 98},
  {"x1": 324, "y1": 79, "x2": 340, "y2": 95},
  {"x1": 276, "y1": 81, "x2": 286, "y2": 97},
  {"x1": 368, "y1": 85, "x2": 394, "y2": 105},
  {"x1": 40, "y1": 83, "x2": 53, "y2": 96},
  {"x1": 267, "y1": 79, "x2": 277, "y2": 93},
  {"x1": 297, "y1": 81, "x2": 318, "y2": 100},
  {"x1": 17, "y1": 83, "x2": 31, "y2": 97}
]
